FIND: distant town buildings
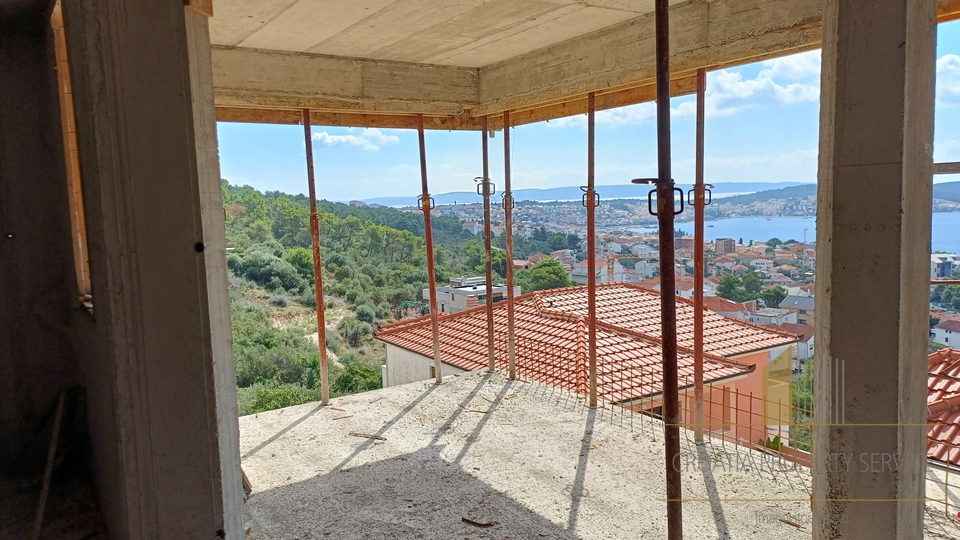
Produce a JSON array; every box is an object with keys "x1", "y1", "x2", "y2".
[
  {"x1": 779, "y1": 294, "x2": 816, "y2": 326},
  {"x1": 932, "y1": 253, "x2": 960, "y2": 280},
  {"x1": 715, "y1": 238, "x2": 736, "y2": 254}
]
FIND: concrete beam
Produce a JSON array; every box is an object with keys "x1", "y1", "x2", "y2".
[
  {"x1": 211, "y1": 46, "x2": 478, "y2": 116},
  {"x1": 813, "y1": 0, "x2": 935, "y2": 537},
  {"x1": 475, "y1": 0, "x2": 960, "y2": 116}
]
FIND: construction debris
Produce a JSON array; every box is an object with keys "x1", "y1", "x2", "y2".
[{"x1": 349, "y1": 432, "x2": 386, "y2": 441}]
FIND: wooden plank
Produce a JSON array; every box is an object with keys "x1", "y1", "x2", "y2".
[
  {"x1": 184, "y1": 0, "x2": 213, "y2": 18},
  {"x1": 215, "y1": 77, "x2": 694, "y2": 130}
]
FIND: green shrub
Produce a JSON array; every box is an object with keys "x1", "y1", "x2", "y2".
[
  {"x1": 356, "y1": 303, "x2": 376, "y2": 324},
  {"x1": 331, "y1": 363, "x2": 382, "y2": 395},
  {"x1": 269, "y1": 293, "x2": 288, "y2": 307},
  {"x1": 248, "y1": 384, "x2": 322, "y2": 414}
]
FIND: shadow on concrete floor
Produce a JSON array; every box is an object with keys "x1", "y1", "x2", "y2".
[{"x1": 245, "y1": 446, "x2": 585, "y2": 540}]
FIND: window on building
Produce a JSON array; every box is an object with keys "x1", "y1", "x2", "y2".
[
  {"x1": 799, "y1": 309, "x2": 807, "y2": 314},
  {"x1": 51, "y1": 3, "x2": 92, "y2": 311}
]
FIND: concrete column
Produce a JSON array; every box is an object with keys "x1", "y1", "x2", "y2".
[
  {"x1": 813, "y1": 0, "x2": 935, "y2": 538},
  {"x1": 63, "y1": 1, "x2": 242, "y2": 538}
]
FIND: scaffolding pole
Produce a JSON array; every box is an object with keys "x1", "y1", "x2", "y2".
[
  {"x1": 302, "y1": 109, "x2": 330, "y2": 406},
  {"x1": 693, "y1": 68, "x2": 706, "y2": 443},
  {"x1": 654, "y1": 0, "x2": 682, "y2": 536},
  {"x1": 481, "y1": 116, "x2": 496, "y2": 372},
  {"x1": 503, "y1": 111, "x2": 517, "y2": 379},
  {"x1": 586, "y1": 92, "x2": 598, "y2": 408},
  {"x1": 417, "y1": 114, "x2": 443, "y2": 384}
]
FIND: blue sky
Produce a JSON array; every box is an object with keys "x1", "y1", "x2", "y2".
[{"x1": 218, "y1": 21, "x2": 960, "y2": 202}]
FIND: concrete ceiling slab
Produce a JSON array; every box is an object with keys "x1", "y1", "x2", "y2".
[{"x1": 209, "y1": 0, "x2": 688, "y2": 68}]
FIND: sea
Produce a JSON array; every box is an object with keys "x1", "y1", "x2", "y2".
[{"x1": 630, "y1": 212, "x2": 960, "y2": 254}]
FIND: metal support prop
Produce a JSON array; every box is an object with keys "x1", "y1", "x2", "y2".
[
  {"x1": 503, "y1": 111, "x2": 517, "y2": 379},
  {"x1": 481, "y1": 116, "x2": 496, "y2": 371},
  {"x1": 654, "y1": 1, "x2": 682, "y2": 536},
  {"x1": 693, "y1": 68, "x2": 706, "y2": 443},
  {"x1": 302, "y1": 109, "x2": 330, "y2": 405},
  {"x1": 586, "y1": 92, "x2": 598, "y2": 408},
  {"x1": 417, "y1": 114, "x2": 443, "y2": 384}
]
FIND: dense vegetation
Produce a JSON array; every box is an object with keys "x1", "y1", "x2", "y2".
[
  {"x1": 222, "y1": 180, "x2": 581, "y2": 414},
  {"x1": 932, "y1": 269, "x2": 960, "y2": 312}
]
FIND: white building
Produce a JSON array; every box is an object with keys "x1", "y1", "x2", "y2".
[
  {"x1": 931, "y1": 253, "x2": 960, "y2": 280},
  {"x1": 634, "y1": 259, "x2": 658, "y2": 279},
  {"x1": 750, "y1": 258, "x2": 774, "y2": 272},
  {"x1": 569, "y1": 258, "x2": 624, "y2": 284},
  {"x1": 746, "y1": 308, "x2": 798, "y2": 326},
  {"x1": 933, "y1": 318, "x2": 960, "y2": 347},
  {"x1": 424, "y1": 276, "x2": 521, "y2": 314},
  {"x1": 630, "y1": 243, "x2": 656, "y2": 257}
]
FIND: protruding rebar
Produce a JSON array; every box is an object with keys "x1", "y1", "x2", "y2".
[
  {"x1": 653, "y1": 0, "x2": 683, "y2": 536},
  {"x1": 481, "y1": 116, "x2": 496, "y2": 371},
  {"x1": 302, "y1": 109, "x2": 330, "y2": 405},
  {"x1": 417, "y1": 114, "x2": 443, "y2": 384},
  {"x1": 693, "y1": 68, "x2": 706, "y2": 443},
  {"x1": 503, "y1": 111, "x2": 517, "y2": 379},
  {"x1": 586, "y1": 92, "x2": 598, "y2": 409}
]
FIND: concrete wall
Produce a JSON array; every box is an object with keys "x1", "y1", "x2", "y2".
[
  {"x1": 0, "y1": 10, "x2": 85, "y2": 474},
  {"x1": 384, "y1": 344, "x2": 467, "y2": 387}
]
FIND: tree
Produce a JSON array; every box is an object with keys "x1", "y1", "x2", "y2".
[
  {"x1": 527, "y1": 258, "x2": 573, "y2": 292},
  {"x1": 716, "y1": 274, "x2": 744, "y2": 301},
  {"x1": 767, "y1": 237, "x2": 782, "y2": 247},
  {"x1": 761, "y1": 286, "x2": 788, "y2": 308},
  {"x1": 741, "y1": 271, "x2": 763, "y2": 299},
  {"x1": 284, "y1": 247, "x2": 314, "y2": 279}
]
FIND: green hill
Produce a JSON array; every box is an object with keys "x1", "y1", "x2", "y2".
[
  {"x1": 713, "y1": 181, "x2": 960, "y2": 205},
  {"x1": 715, "y1": 184, "x2": 816, "y2": 206},
  {"x1": 935, "y1": 181, "x2": 960, "y2": 203}
]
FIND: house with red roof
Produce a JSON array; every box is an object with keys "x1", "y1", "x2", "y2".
[
  {"x1": 702, "y1": 296, "x2": 751, "y2": 320},
  {"x1": 377, "y1": 283, "x2": 797, "y2": 444},
  {"x1": 527, "y1": 253, "x2": 551, "y2": 264},
  {"x1": 639, "y1": 275, "x2": 716, "y2": 299},
  {"x1": 933, "y1": 317, "x2": 960, "y2": 347}
]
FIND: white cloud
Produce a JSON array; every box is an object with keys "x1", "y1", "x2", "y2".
[
  {"x1": 937, "y1": 54, "x2": 960, "y2": 108},
  {"x1": 311, "y1": 127, "x2": 399, "y2": 150},
  {"x1": 548, "y1": 50, "x2": 822, "y2": 128}
]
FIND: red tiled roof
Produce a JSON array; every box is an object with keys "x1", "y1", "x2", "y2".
[
  {"x1": 936, "y1": 319, "x2": 960, "y2": 333},
  {"x1": 764, "y1": 322, "x2": 814, "y2": 342},
  {"x1": 377, "y1": 283, "x2": 797, "y2": 404},
  {"x1": 927, "y1": 348, "x2": 960, "y2": 465},
  {"x1": 702, "y1": 296, "x2": 747, "y2": 312}
]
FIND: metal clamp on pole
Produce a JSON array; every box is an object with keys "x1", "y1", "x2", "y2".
[
  {"x1": 580, "y1": 186, "x2": 600, "y2": 208},
  {"x1": 501, "y1": 191, "x2": 515, "y2": 209},
  {"x1": 633, "y1": 178, "x2": 684, "y2": 216},
  {"x1": 474, "y1": 177, "x2": 496, "y2": 196},
  {"x1": 417, "y1": 195, "x2": 436, "y2": 211},
  {"x1": 687, "y1": 183, "x2": 714, "y2": 207}
]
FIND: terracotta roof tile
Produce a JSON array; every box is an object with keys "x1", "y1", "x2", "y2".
[
  {"x1": 927, "y1": 348, "x2": 960, "y2": 465},
  {"x1": 378, "y1": 283, "x2": 796, "y2": 403}
]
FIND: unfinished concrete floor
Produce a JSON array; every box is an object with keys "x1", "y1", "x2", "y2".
[{"x1": 240, "y1": 371, "x2": 960, "y2": 539}]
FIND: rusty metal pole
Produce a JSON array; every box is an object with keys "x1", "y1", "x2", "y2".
[
  {"x1": 586, "y1": 93, "x2": 598, "y2": 408},
  {"x1": 482, "y1": 116, "x2": 495, "y2": 371},
  {"x1": 654, "y1": 0, "x2": 682, "y2": 536},
  {"x1": 693, "y1": 69, "x2": 706, "y2": 443},
  {"x1": 503, "y1": 111, "x2": 517, "y2": 379},
  {"x1": 417, "y1": 114, "x2": 443, "y2": 384},
  {"x1": 302, "y1": 109, "x2": 330, "y2": 406}
]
